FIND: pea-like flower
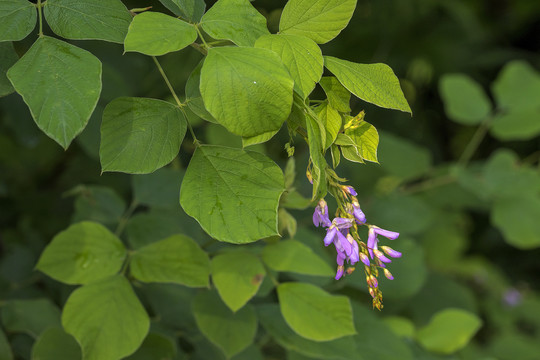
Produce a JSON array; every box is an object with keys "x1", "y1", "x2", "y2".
[
  {"x1": 367, "y1": 226, "x2": 400, "y2": 259},
  {"x1": 351, "y1": 199, "x2": 366, "y2": 224},
  {"x1": 313, "y1": 199, "x2": 331, "y2": 227}
]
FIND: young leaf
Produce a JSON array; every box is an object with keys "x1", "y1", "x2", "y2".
[
  {"x1": 130, "y1": 234, "x2": 210, "y2": 287},
  {"x1": 305, "y1": 111, "x2": 327, "y2": 200},
  {"x1": 0, "y1": 0, "x2": 37, "y2": 41},
  {"x1": 124, "y1": 12, "x2": 197, "y2": 56},
  {"x1": 43, "y1": 0, "x2": 132, "y2": 43},
  {"x1": 242, "y1": 129, "x2": 279, "y2": 147},
  {"x1": 0, "y1": 42, "x2": 18, "y2": 97},
  {"x1": 343, "y1": 120, "x2": 379, "y2": 163},
  {"x1": 439, "y1": 74, "x2": 492, "y2": 125},
  {"x1": 1, "y1": 299, "x2": 61, "y2": 338},
  {"x1": 319, "y1": 76, "x2": 351, "y2": 113},
  {"x1": 200, "y1": 46, "x2": 294, "y2": 137},
  {"x1": 180, "y1": 145, "x2": 285, "y2": 244},
  {"x1": 193, "y1": 291, "x2": 257, "y2": 358},
  {"x1": 257, "y1": 304, "x2": 358, "y2": 360},
  {"x1": 36, "y1": 221, "x2": 127, "y2": 285},
  {"x1": 279, "y1": 0, "x2": 357, "y2": 44},
  {"x1": 255, "y1": 34, "x2": 323, "y2": 99},
  {"x1": 62, "y1": 275, "x2": 150, "y2": 360},
  {"x1": 416, "y1": 308, "x2": 482, "y2": 354},
  {"x1": 7, "y1": 36, "x2": 102, "y2": 149},
  {"x1": 211, "y1": 251, "x2": 266, "y2": 312},
  {"x1": 100, "y1": 97, "x2": 186, "y2": 174},
  {"x1": 314, "y1": 102, "x2": 341, "y2": 149},
  {"x1": 262, "y1": 240, "x2": 334, "y2": 276},
  {"x1": 158, "y1": 0, "x2": 206, "y2": 22},
  {"x1": 201, "y1": 0, "x2": 270, "y2": 47},
  {"x1": 186, "y1": 60, "x2": 217, "y2": 123},
  {"x1": 277, "y1": 282, "x2": 356, "y2": 341},
  {"x1": 31, "y1": 328, "x2": 82, "y2": 360},
  {"x1": 324, "y1": 56, "x2": 412, "y2": 114}
]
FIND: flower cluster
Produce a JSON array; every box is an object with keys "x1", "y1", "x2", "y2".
[{"x1": 313, "y1": 185, "x2": 402, "y2": 310}]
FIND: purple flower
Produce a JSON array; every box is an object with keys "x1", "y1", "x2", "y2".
[
  {"x1": 351, "y1": 200, "x2": 366, "y2": 224},
  {"x1": 324, "y1": 226, "x2": 352, "y2": 256},
  {"x1": 347, "y1": 234, "x2": 359, "y2": 265},
  {"x1": 359, "y1": 253, "x2": 370, "y2": 267},
  {"x1": 373, "y1": 249, "x2": 392, "y2": 263},
  {"x1": 335, "y1": 265, "x2": 345, "y2": 280},
  {"x1": 380, "y1": 246, "x2": 402, "y2": 258},
  {"x1": 367, "y1": 226, "x2": 400, "y2": 259},
  {"x1": 313, "y1": 199, "x2": 331, "y2": 227},
  {"x1": 343, "y1": 186, "x2": 357, "y2": 196},
  {"x1": 332, "y1": 217, "x2": 354, "y2": 229},
  {"x1": 383, "y1": 268, "x2": 394, "y2": 280},
  {"x1": 503, "y1": 288, "x2": 522, "y2": 307}
]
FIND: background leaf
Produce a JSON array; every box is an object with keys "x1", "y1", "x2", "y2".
[
  {"x1": 0, "y1": 328, "x2": 13, "y2": 360},
  {"x1": 71, "y1": 185, "x2": 126, "y2": 225},
  {"x1": 277, "y1": 282, "x2": 356, "y2": 341},
  {"x1": 31, "y1": 328, "x2": 82, "y2": 360},
  {"x1": 36, "y1": 221, "x2": 126, "y2": 285},
  {"x1": 44, "y1": 0, "x2": 131, "y2": 43},
  {"x1": 200, "y1": 46, "x2": 294, "y2": 137},
  {"x1": 185, "y1": 60, "x2": 217, "y2": 123},
  {"x1": 7, "y1": 36, "x2": 102, "y2": 149},
  {"x1": 62, "y1": 275, "x2": 150, "y2": 360},
  {"x1": 0, "y1": 0, "x2": 36, "y2": 41},
  {"x1": 279, "y1": 0, "x2": 357, "y2": 44},
  {"x1": 262, "y1": 240, "x2": 334, "y2": 276},
  {"x1": 180, "y1": 145, "x2": 284, "y2": 244},
  {"x1": 130, "y1": 234, "x2": 210, "y2": 287},
  {"x1": 491, "y1": 196, "x2": 540, "y2": 249},
  {"x1": 1, "y1": 299, "x2": 61, "y2": 338},
  {"x1": 211, "y1": 251, "x2": 266, "y2": 312},
  {"x1": 124, "y1": 12, "x2": 197, "y2": 56},
  {"x1": 158, "y1": 0, "x2": 205, "y2": 22},
  {"x1": 201, "y1": 0, "x2": 270, "y2": 47},
  {"x1": 0, "y1": 42, "x2": 18, "y2": 97},
  {"x1": 492, "y1": 60, "x2": 540, "y2": 111},
  {"x1": 100, "y1": 97, "x2": 186, "y2": 174}
]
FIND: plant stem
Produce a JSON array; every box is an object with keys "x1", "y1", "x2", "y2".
[
  {"x1": 36, "y1": 0, "x2": 44, "y2": 37},
  {"x1": 195, "y1": 25, "x2": 210, "y2": 50},
  {"x1": 115, "y1": 200, "x2": 138, "y2": 237},
  {"x1": 151, "y1": 56, "x2": 200, "y2": 146},
  {"x1": 458, "y1": 117, "x2": 492, "y2": 167},
  {"x1": 400, "y1": 174, "x2": 456, "y2": 195}
]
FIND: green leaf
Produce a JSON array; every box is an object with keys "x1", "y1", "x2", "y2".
[
  {"x1": 62, "y1": 275, "x2": 150, "y2": 360},
  {"x1": 319, "y1": 76, "x2": 351, "y2": 113},
  {"x1": 305, "y1": 110, "x2": 327, "y2": 200},
  {"x1": 242, "y1": 129, "x2": 279, "y2": 147},
  {"x1": 180, "y1": 145, "x2": 285, "y2": 244},
  {"x1": 257, "y1": 304, "x2": 358, "y2": 360},
  {"x1": 200, "y1": 46, "x2": 294, "y2": 137},
  {"x1": 255, "y1": 34, "x2": 323, "y2": 99},
  {"x1": 0, "y1": 42, "x2": 18, "y2": 97},
  {"x1": 416, "y1": 308, "x2": 482, "y2": 354},
  {"x1": 279, "y1": 0, "x2": 357, "y2": 44},
  {"x1": 125, "y1": 212, "x2": 184, "y2": 249},
  {"x1": 124, "y1": 12, "x2": 197, "y2": 56},
  {"x1": 158, "y1": 0, "x2": 205, "y2": 22},
  {"x1": 7, "y1": 36, "x2": 102, "y2": 149},
  {"x1": 491, "y1": 196, "x2": 540, "y2": 249},
  {"x1": 100, "y1": 97, "x2": 186, "y2": 174},
  {"x1": 72, "y1": 185, "x2": 126, "y2": 225},
  {"x1": 262, "y1": 240, "x2": 334, "y2": 276},
  {"x1": 314, "y1": 102, "x2": 341, "y2": 149},
  {"x1": 378, "y1": 131, "x2": 432, "y2": 179},
  {"x1": 342, "y1": 120, "x2": 379, "y2": 163},
  {"x1": 383, "y1": 316, "x2": 415, "y2": 339},
  {"x1": 140, "y1": 284, "x2": 197, "y2": 331},
  {"x1": 0, "y1": 0, "x2": 36, "y2": 41},
  {"x1": 186, "y1": 59, "x2": 217, "y2": 123},
  {"x1": 331, "y1": 143, "x2": 340, "y2": 168},
  {"x1": 192, "y1": 290, "x2": 257, "y2": 358},
  {"x1": 211, "y1": 251, "x2": 266, "y2": 312},
  {"x1": 439, "y1": 74, "x2": 492, "y2": 125},
  {"x1": 31, "y1": 328, "x2": 82, "y2": 360},
  {"x1": 125, "y1": 332, "x2": 177, "y2": 360},
  {"x1": 324, "y1": 56, "x2": 411, "y2": 114},
  {"x1": 490, "y1": 107, "x2": 540, "y2": 141},
  {"x1": 132, "y1": 167, "x2": 183, "y2": 209},
  {"x1": 0, "y1": 328, "x2": 13, "y2": 360},
  {"x1": 36, "y1": 221, "x2": 126, "y2": 285},
  {"x1": 492, "y1": 60, "x2": 540, "y2": 111},
  {"x1": 1, "y1": 299, "x2": 61, "y2": 338},
  {"x1": 130, "y1": 234, "x2": 210, "y2": 287},
  {"x1": 277, "y1": 282, "x2": 356, "y2": 341},
  {"x1": 201, "y1": 0, "x2": 270, "y2": 47},
  {"x1": 43, "y1": 0, "x2": 132, "y2": 43}
]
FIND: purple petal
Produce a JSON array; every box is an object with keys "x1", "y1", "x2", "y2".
[
  {"x1": 374, "y1": 249, "x2": 392, "y2": 263},
  {"x1": 323, "y1": 227, "x2": 337, "y2": 246},
  {"x1": 349, "y1": 240, "x2": 359, "y2": 265},
  {"x1": 313, "y1": 209, "x2": 320, "y2": 227},
  {"x1": 336, "y1": 253, "x2": 345, "y2": 266},
  {"x1": 345, "y1": 186, "x2": 357, "y2": 196},
  {"x1": 367, "y1": 228, "x2": 377, "y2": 259},
  {"x1": 333, "y1": 217, "x2": 354, "y2": 229},
  {"x1": 380, "y1": 246, "x2": 402, "y2": 258},
  {"x1": 336, "y1": 230, "x2": 352, "y2": 256},
  {"x1": 335, "y1": 266, "x2": 344, "y2": 280},
  {"x1": 353, "y1": 207, "x2": 366, "y2": 224},
  {"x1": 359, "y1": 253, "x2": 370, "y2": 267},
  {"x1": 374, "y1": 227, "x2": 400, "y2": 240},
  {"x1": 383, "y1": 268, "x2": 394, "y2": 280}
]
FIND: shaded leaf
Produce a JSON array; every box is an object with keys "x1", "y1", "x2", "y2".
[
  {"x1": 262, "y1": 240, "x2": 333, "y2": 276},
  {"x1": 158, "y1": 0, "x2": 205, "y2": 22},
  {"x1": 1, "y1": 299, "x2": 61, "y2": 338},
  {"x1": 0, "y1": 0, "x2": 36, "y2": 41},
  {"x1": 31, "y1": 328, "x2": 82, "y2": 360}
]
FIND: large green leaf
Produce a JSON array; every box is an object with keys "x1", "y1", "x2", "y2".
[
  {"x1": 200, "y1": 46, "x2": 294, "y2": 137},
  {"x1": 314, "y1": 102, "x2": 341, "y2": 148},
  {"x1": 491, "y1": 196, "x2": 540, "y2": 249},
  {"x1": 262, "y1": 240, "x2": 334, "y2": 276},
  {"x1": 100, "y1": 97, "x2": 186, "y2": 174},
  {"x1": 186, "y1": 59, "x2": 217, "y2": 123},
  {"x1": 319, "y1": 76, "x2": 351, "y2": 113},
  {"x1": 324, "y1": 56, "x2": 411, "y2": 114},
  {"x1": 7, "y1": 36, "x2": 101, "y2": 149},
  {"x1": 201, "y1": 0, "x2": 270, "y2": 47},
  {"x1": 192, "y1": 290, "x2": 257, "y2": 358},
  {"x1": 0, "y1": 328, "x2": 13, "y2": 360},
  {"x1": 43, "y1": 0, "x2": 132, "y2": 43},
  {"x1": 416, "y1": 308, "x2": 482, "y2": 354},
  {"x1": 36, "y1": 221, "x2": 126, "y2": 285},
  {"x1": 277, "y1": 282, "x2": 356, "y2": 341},
  {"x1": 124, "y1": 12, "x2": 197, "y2": 56},
  {"x1": 130, "y1": 234, "x2": 210, "y2": 287},
  {"x1": 491, "y1": 60, "x2": 540, "y2": 111},
  {"x1": 255, "y1": 34, "x2": 323, "y2": 99},
  {"x1": 0, "y1": 0, "x2": 36, "y2": 41},
  {"x1": 180, "y1": 145, "x2": 284, "y2": 243},
  {"x1": 305, "y1": 109, "x2": 327, "y2": 200},
  {"x1": 257, "y1": 304, "x2": 358, "y2": 360},
  {"x1": 211, "y1": 251, "x2": 266, "y2": 312},
  {"x1": 439, "y1": 74, "x2": 492, "y2": 125},
  {"x1": 31, "y1": 328, "x2": 82, "y2": 360},
  {"x1": 0, "y1": 42, "x2": 18, "y2": 97},
  {"x1": 158, "y1": 0, "x2": 205, "y2": 22},
  {"x1": 279, "y1": 0, "x2": 357, "y2": 44},
  {"x1": 1, "y1": 299, "x2": 61, "y2": 338},
  {"x1": 62, "y1": 275, "x2": 150, "y2": 360}
]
